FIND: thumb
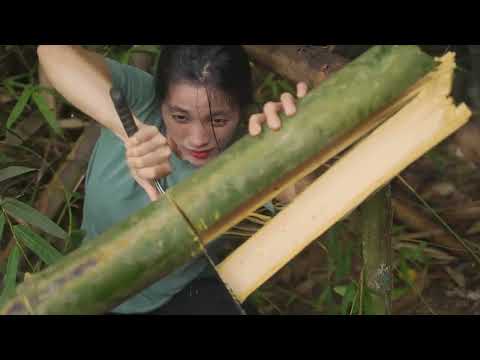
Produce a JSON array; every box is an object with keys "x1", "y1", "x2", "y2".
[
  {"x1": 141, "y1": 181, "x2": 160, "y2": 202},
  {"x1": 167, "y1": 137, "x2": 180, "y2": 158}
]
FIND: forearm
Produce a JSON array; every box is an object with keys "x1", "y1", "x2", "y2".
[{"x1": 37, "y1": 45, "x2": 127, "y2": 140}]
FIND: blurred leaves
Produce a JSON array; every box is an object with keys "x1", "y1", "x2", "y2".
[
  {"x1": 0, "y1": 212, "x2": 5, "y2": 246},
  {"x1": 0, "y1": 166, "x2": 36, "y2": 183},
  {"x1": 6, "y1": 85, "x2": 34, "y2": 129},
  {"x1": 0, "y1": 244, "x2": 21, "y2": 307},
  {"x1": 31, "y1": 90, "x2": 63, "y2": 136},
  {"x1": 14, "y1": 225, "x2": 62, "y2": 265},
  {"x1": 2, "y1": 198, "x2": 68, "y2": 240}
]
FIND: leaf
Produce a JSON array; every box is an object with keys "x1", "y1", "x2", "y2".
[
  {"x1": 0, "y1": 212, "x2": 5, "y2": 246},
  {"x1": 131, "y1": 45, "x2": 161, "y2": 55},
  {"x1": 278, "y1": 80, "x2": 296, "y2": 94},
  {"x1": 362, "y1": 288, "x2": 375, "y2": 315},
  {"x1": 0, "y1": 166, "x2": 36, "y2": 183},
  {"x1": 0, "y1": 153, "x2": 14, "y2": 165},
  {"x1": 392, "y1": 287, "x2": 410, "y2": 301},
  {"x1": 467, "y1": 221, "x2": 480, "y2": 235},
  {"x1": 6, "y1": 86, "x2": 34, "y2": 129},
  {"x1": 31, "y1": 91, "x2": 63, "y2": 136},
  {"x1": 0, "y1": 244, "x2": 21, "y2": 307},
  {"x1": 333, "y1": 285, "x2": 347, "y2": 297},
  {"x1": 64, "y1": 229, "x2": 85, "y2": 253},
  {"x1": 14, "y1": 225, "x2": 62, "y2": 265},
  {"x1": 2, "y1": 197, "x2": 68, "y2": 240},
  {"x1": 341, "y1": 283, "x2": 357, "y2": 315},
  {"x1": 120, "y1": 48, "x2": 134, "y2": 64}
]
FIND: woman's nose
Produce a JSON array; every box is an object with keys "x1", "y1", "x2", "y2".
[{"x1": 190, "y1": 122, "x2": 211, "y2": 148}]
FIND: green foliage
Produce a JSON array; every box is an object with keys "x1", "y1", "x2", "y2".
[
  {"x1": 0, "y1": 212, "x2": 5, "y2": 246},
  {"x1": 2, "y1": 198, "x2": 68, "y2": 240},
  {"x1": 0, "y1": 44, "x2": 137, "y2": 303},
  {"x1": 31, "y1": 90, "x2": 63, "y2": 136},
  {"x1": 0, "y1": 166, "x2": 36, "y2": 183},
  {"x1": 14, "y1": 225, "x2": 62, "y2": 266},
  {"x1": 0, "y1": 244, "x2": 21, "y2": 307},
  {"x1": 6, "y1": 85, "x2": 34, "y2": 129}
]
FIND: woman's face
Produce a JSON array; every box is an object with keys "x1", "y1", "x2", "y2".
[{"x1": 161, "y1": 82, "x2": 241, "y2": 167}]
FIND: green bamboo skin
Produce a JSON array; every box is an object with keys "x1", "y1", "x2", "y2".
[
  {"x1": 1, "y1": 197, "x2": 202, "y2": 314},
  {"x1": 0, "y1": 46, "x2": 435, "y2": 315},
  {"x1": 170, "y1": 46, "x2": 434, "y2": 237}
]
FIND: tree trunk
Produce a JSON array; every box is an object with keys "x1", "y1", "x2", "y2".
[
  {"x1": 35, "y1": 124, "x2": 101, "y2": 220},
  {"x1": 0, "y1": 46, "x2": 435, "y2": 315},
  {"x1": 242, "y1": 45, "x2": 348, "y2": 88}
]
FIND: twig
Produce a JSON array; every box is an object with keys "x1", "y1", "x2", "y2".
[{"x1": 397, "y1": 175, "x2": 480, "y2": 267}]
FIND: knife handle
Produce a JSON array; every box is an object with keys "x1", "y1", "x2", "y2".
[{"x1": 110, "y1": 88, "x2": 138, "y2": 138}]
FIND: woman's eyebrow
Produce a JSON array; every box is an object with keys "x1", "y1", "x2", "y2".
[
  {"x1": 210, "y1": 110, "x2": 229, "y2": 117},
  {"x1": 167, "y1": 105, "x2": 190, "y2": 114}
]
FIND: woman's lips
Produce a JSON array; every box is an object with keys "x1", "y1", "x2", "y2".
[{"x1": 189, "y1": 149, "x2": 212, "y2": 160}]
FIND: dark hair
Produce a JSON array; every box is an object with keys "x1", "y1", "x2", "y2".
[{"x1": 155, "y1": 45, "x2": 253, "y2": 111}]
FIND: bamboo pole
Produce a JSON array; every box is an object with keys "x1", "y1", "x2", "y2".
[
  {"x1": 217, "y1": 53, "x2": 471, "y2": 303},
  {"x1": 357, "y1": 187, "x2": 393, "y2": 314},
  {"x1": 0, "y1": 46, "x2": 436, "y2": 315},
  {"x1": 170, "y1": 46, "x2": 434, "y2": 241}
]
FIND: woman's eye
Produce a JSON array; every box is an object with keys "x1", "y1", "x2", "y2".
[
  {"x1": 172, "y1": 114, "x2": 188, "y2": 123},
  {"x1": 212, "y1": 118, "x2": 228, "y2": 127}
]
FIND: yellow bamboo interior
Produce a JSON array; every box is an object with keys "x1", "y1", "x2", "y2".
[{"x1": 217, "y1": 53, "x2": 472, "y2": 303}]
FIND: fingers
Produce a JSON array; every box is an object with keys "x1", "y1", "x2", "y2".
[
  {"x1": 248, "y1": 113, "x2": 266, "y2": 136},
  {"x1": 124, "y1": 123, "x2": 172, "y2": 180},
  {"x1": 167, "y1": 137, "x2": 180, "y2": 157},
  {"x1": 144, "y1": 182, "x2": 160, "y2": 202},
  {"x1": 133, "y1": 176, "x2": 160, "y2": 202},
  {"x1": 280, "y1": 92, "x2": 296, "y2": 116},
  {"x1": 296, "y1": 82, "x2": 308, "y2": 98},
  {"x1": 127, "y1": 134, "x2": 168, "y2": 158},
  {"x1": 263, "y1": 101, "x2": 283, "y2": 131},
  {"x1": 126, "y1": 124, "x2": 161, "y2": 147},
  {"x1": 127, "y1": 147, "x2": 172, "y2": 170},
  {"x1": 249, "y1": 81, "x2": 309, "y2": 137},
  {"x1": 135, "y1": 162, "x2": 172, "y2": 180}
]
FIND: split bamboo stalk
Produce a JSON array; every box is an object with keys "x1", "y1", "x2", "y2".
[
  {"x1": 217, "y1": 53, "x2": 471, "y2": 303},
  {"x1": 0, "y1": 46, "x2": 437, "y2": 315}
]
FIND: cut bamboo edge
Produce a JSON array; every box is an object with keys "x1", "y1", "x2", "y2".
[{"x1": 217, "y1": 53, "x2": 472, "y2": 303}]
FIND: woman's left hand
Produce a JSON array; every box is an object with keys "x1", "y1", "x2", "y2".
[{"x1": 248, "y1": 81, "x2": 309, "y2": 136}]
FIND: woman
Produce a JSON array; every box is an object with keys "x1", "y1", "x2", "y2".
[{"x1": 38, "y1": 45, "x2": 308, "y2": 315}]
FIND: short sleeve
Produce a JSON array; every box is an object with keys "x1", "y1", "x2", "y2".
[{"x1": 105, "y1": 58, "x2": 160, "y2": 125}]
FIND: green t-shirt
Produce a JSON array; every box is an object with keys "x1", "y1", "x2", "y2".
[{"x1": 81, "y1": 59, "x2": 274, "y2": 314}]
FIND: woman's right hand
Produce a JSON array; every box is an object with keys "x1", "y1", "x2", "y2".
[{"x1": 125, "y1": 122, "x2": 174, "y2": 201}]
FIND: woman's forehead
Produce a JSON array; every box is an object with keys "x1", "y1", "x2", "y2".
[{"x1": 164, "y1": 82, "x2": 236, "y2": 114}]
